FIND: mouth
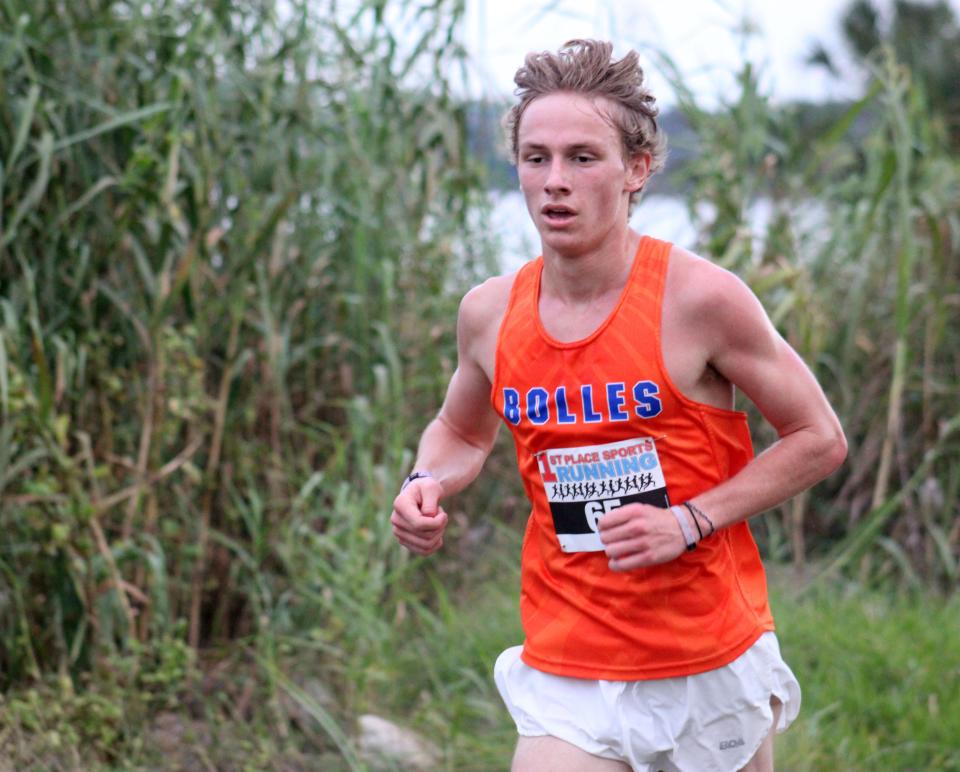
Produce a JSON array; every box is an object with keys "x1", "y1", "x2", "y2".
[{"x1": 541, "y1": 204, "x2": 576, "y2": 225}]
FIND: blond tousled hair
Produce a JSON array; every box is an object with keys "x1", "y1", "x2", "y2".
[{"x1": 504, "y1": 39, "x2": 667, "y2": 196}]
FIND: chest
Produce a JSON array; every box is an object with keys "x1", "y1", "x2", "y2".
[{"x1": 537, "y1": 291, "x2": 623, "y2": 343}]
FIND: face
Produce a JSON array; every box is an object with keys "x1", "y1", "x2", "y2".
[{"x1": 516, "y1": 92, "x2": 650, "y2": 258}]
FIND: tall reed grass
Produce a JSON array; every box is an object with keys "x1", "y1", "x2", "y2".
[{"x1": 0, "y1": 0, "x2": 492, "y2": 699}]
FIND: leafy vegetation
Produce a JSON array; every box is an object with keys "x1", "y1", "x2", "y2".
[
  {"x1": 808, "y1": 0, "x2": 960, "y2": 147},
  {"x1": 0, "y1": 0, "x2": 500, "y2": 763}
]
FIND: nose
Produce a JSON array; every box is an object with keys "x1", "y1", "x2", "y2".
[{"x1": 544, "y1": 157, "x2": 570, "y2": 194}]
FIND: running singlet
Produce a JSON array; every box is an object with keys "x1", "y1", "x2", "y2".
[{"x1": 491, "y1": 236, "x2": 774, "y2": 680}]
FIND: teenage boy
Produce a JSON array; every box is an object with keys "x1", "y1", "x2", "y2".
[{"x1": 391, "y1": 39, "x2": 846, "y2": 772}]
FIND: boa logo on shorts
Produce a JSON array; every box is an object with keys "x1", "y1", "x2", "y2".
[{"x1": 719, "y1": 737, "x2": 745, "y2": 751}]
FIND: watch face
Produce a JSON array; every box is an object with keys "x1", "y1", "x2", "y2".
[{"x1": 401, "y1": 471, "x2": 431, "y2": 491}]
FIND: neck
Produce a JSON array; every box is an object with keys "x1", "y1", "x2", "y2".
[{"x1": 540, "y1": 228, "x2": 640, "y2": 304}]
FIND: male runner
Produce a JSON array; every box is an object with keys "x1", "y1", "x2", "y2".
[{"x1": 390, "y1": 40, "x2": 846, "y2": 772}]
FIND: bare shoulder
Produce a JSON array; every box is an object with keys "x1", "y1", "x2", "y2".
[
  {"x1": 458, "y1": 271, "x2": 517, "y2": 339},
  {"x1": 666, "y1": 245, "x2": 755, "y2": 308},
  {"x1": 457, "y1": 271, "x2": 518, "y2": 380},
  {"x1": 665, "y1": 245, "x2": 774, "y2": 352}
]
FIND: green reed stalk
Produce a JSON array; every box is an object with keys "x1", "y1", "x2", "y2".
[{"x1": 871, "y1": 52, "x2": 916, "y2": 510}]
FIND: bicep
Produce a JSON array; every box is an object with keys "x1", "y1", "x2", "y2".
[
  {"x1": 431, "y1": 274, "x2": 512, "y2": 453},
  {"x1": 435, "y1": 359, "x2": 501, "y2": 452},
  {"x1": 707, "y1": 277, "x2": 835, "y2": 437}
]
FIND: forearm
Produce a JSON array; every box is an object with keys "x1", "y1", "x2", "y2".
[
  {"x1": 688, "y1": 420, "x2": 847, "y2": 531},
  {"x1": 411, "y1": 413, "x2": 495, "y2": 498}
]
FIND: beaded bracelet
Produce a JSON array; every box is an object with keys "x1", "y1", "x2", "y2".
[{"x1": 683, "y1": 500, "x2": 716, "y2": 537}]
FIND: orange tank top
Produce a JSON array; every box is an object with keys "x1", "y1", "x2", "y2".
[{"x1": 491, "y1": 236, "x2": 774, "y2": 680}]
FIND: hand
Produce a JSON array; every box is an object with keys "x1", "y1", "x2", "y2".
[
  {"x1": 598, "y1": 503, "x2": 687, "y2": 572},
  {"x1": 390, "y1": 477, "x2": 449, "y2": 556}
]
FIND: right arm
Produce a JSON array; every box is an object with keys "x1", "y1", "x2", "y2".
[{"x1": 390, "y1": 278, "x2": 509, "y2": 556}]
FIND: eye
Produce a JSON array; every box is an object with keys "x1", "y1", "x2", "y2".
[
  {"x1": 574, "y1": 154, "x2": 595, "y2": 163},
  {"x1": 524, "y1": 154, "x2": 545, "y2": 164}
]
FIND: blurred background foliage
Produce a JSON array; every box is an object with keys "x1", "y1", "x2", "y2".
[{"x1": 0, "y1": 0, "x2": 957, "y2": 768}]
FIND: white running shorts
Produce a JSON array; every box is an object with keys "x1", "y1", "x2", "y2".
[{"x1": 494, "y1": 632, "x2": 800, "y2": 772}]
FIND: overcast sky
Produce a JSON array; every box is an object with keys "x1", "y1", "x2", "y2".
[{"x1": 462, "y1": 0, "x2": 960, "y2": 106}]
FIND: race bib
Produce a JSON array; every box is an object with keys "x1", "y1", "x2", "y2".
[{"x1": 535, "y1": 437, "x2": 670, "y2": 553}]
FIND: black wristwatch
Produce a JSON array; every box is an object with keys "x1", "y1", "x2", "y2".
[{"x1": 400, "y1": 471, "x2": 433, "y2": 492}]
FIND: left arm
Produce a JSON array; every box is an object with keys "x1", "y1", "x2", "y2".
[
  {"x1": 599, "y1": 258, "x2": 846, "y2": 570},
  {"x1": 682, "y1": 264, "x2": 847, "y2": 530}
]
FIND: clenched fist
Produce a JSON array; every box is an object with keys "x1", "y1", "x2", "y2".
[
  {"x1": 598, "y1": 503, "x2": 689, "y2": 572},
  {"x1": 390, "y1": 477, "x2": 448, "y2": 556}
]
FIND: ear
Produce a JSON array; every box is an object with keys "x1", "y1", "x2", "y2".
[{"x1": 625, "y1": 152, "x2": 652, "y2": 193}]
